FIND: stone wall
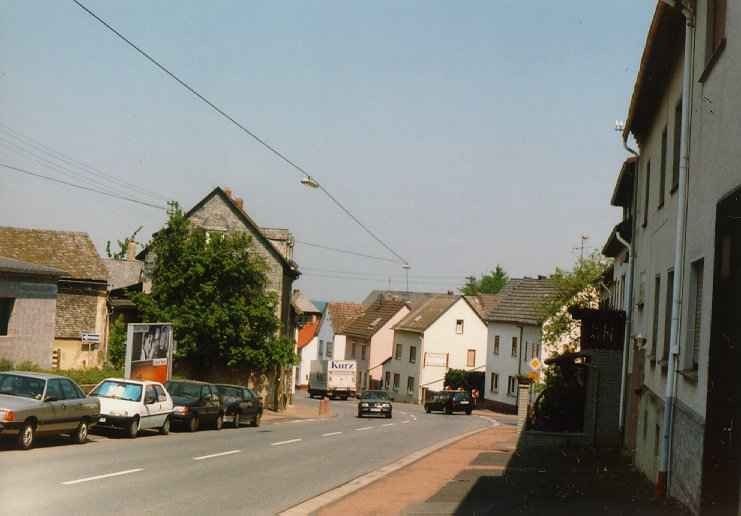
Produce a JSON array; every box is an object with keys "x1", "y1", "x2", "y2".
[{"x1": 669, "y1": 399, "x2": 704, "y2": 514}]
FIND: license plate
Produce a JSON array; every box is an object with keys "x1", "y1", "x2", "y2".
[
  {"x1": 98, "y1": 417, "x2": 106, "y2": 423},
  {"x1": 370, "y1": 408, "x2": 381, "y2": 412},
  {"x1": 460, "y1": 401, "x2": 470, "y2": 405}
]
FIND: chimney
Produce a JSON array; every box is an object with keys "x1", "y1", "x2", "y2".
[
  {"x1": 233, "y1": 197, "x2": 244, "y2": 210},
  {"x1": 223, "y1": 187, "x2": 233, "y2": 198},
  {"x1": 127, "y1": 240, "x2": 137, "y2": 261}
]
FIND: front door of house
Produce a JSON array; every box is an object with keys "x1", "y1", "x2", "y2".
[{"x1": 702, "y1": 187, "x2": 741, "y2": 515}]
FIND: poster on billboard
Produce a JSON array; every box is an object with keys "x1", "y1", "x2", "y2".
[{"x1": 124, "y1": 323, "x2": 174, "y2": 383}]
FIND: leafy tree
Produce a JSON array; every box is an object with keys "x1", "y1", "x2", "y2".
[
  {"x1": 106, "y1": 226, "x2": 143, "y2": 260},
  {"x1": 539, "y1": 252, "x2": 611, "y2": 356},
  {"x1": 107, "y1": 315, "x2": 127, "y2": 369},
  {"x1": 132, "y1": 206, "x2": 296, "y2": 377},
  {"x1": 444, "y1": 369, "x2": 466, "y2": 389},
  {"x1": 460, "y1": 265, "x2": 509, "y2": 295}
]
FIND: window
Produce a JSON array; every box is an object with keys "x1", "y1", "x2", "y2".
[
  {"x1": 672, "y1": 100, "x2": 682, "y2": 192},
  {"x1": 490, "y1": 372, "x2": 499, "y2": 392},
  {"x1": 659, "y1": 126, "x2": 667, "y2": 208},
  {"x1": 706, "y1": 0, "x2": 727, "y2": 64},
  {"x1": 395, "y1": 343, "x2": 402, "y2": 360},
  {"x1": 467, "y1": 349, "x2": 476, "y2": 367},
  {"x1": 511, "y1": 336, "x2": 518, "y2": 357},
  {"x1": 243, "y1": 389, "x2": 255, "y2": 401},
  {"x1": 154, "y1": 384, "x2": 168, "y2": 402},
  {"x1": 46, "y1": 379, "x2": 64, "y2": 400},
  {"x1": 651, "y1": 275, "x2": 661, "y2": 358},
  {"x1": 643, "y1": 409, "x2": 649, "y2": 441},
  {"x1": 385, "y1": 371, "x2": 391, "y2": 389},
  {"x1": 60, "y1": 379, "x2": 84, "y2": 400},
  {"x1": 361, "y1": 345, "x2": 367, "y2": 361},
  {"x1": 393, "y1": 373, "x2": 400, "y2": 390},
  {"x1": 643, "y1": 160, "x2": 651, "y2": 227},
  {"x1": 318, "y1": 340, "x2": 324, "y2": 358},
  {"x1": 654, "y1": 424, "x2": 661, "y2": 460},
  {"x1": 688, "y1": 260, "x2": 704, "y2": 370},
  {"x1": 144, "y1": 385, "x2": 157, "y2": 403},
  {"x1": 493, "y1": 335, "x2": 500, "y2": 355},
  {"x1": 326, "y1": 342, "x2": 333, "y2": 359},
  {"x1": 456, "y1": 319, "x2": 464, "y2": 334},
  {"x1": 351, "y1": 342, "x2": 357, "y2": 359},
  {"x1": 409, "y1": 345, "x2": 416, "y2": 364},
  {"x1": 507, "y1": 376, "x2": 517, "y2": 396},
  {"x1": 0, "y1": 298, "x2": 14, "y2": 336},
  {"x1": 407, "y1": 376, "x2": 414, "y2": 395},
  {"x1": 663, "y1": 270, "x2": 675, "y2": 364}
]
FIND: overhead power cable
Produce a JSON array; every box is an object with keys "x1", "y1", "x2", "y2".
[
  {"x1": 72, "y1": 0, "x2": 409, "y2": 266},
  {"x1": 295, "y1": 240, "x2": 399, "y2": 264},
  {"x1": 0, "y1": 162, "x2": 166, "y2": 210}
]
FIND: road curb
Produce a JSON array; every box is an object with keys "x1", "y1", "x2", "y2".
[{"x1": 279, "y1": 416, "x2": 499, "y2": 515}]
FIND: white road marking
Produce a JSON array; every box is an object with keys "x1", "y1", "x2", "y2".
[
  {"x1": 410, "y1": 415, "x2": 418, "y2": 421},
  {"x1": 381, "y1": 423, "x2": 394, "y2": 427},
  {"x1": 355, "y1": 426, "x2": 373, "y2": 431},
  {"x1": 401, "y1": 420, "x2": 411, "y2": 424},
  {"x1": 322, "y1": 431, "x2": 343, "y2": 437},
  {"x1": 271, "y1": 438, "x2": 303, "y2": 446},
  {"x1": 62, "y1": 468, "x2": 143, "y2": 485},
  {"x1": 193, "y1": 450, "x2": 241, "y2": 461}
]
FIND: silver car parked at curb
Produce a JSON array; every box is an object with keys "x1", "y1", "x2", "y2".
[{"x1": 0, "y1": 371, "x2": 100, "y2": 450}]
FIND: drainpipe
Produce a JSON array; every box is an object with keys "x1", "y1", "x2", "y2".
[
  {"x1": 615, "y1": 231, "x2": 633, "y2": 430},
  {"x1": 658, "y1": 2, "x2": 694, "y2": 498}
]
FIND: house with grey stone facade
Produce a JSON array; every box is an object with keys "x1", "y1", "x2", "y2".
[{"x1": 607, "y1": 2, "x2": 740, "y2": 513}]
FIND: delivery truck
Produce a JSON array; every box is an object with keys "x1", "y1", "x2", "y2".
[{"x1": 308, "y1": 359, "x2": 357, "y2": 400}]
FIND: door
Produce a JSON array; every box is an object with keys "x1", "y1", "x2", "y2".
[
  {"x1": 154, "y1": 384, "x2": 171, "y2": 425},
  {"x1": 702, "y1": 188, "x2": 741, "y2": 515},
  {"x1": 142, "y1": 385, "x2": 159, "y2": 429},
  {"x1": 45, "y1": 379, "x2": 73, "y2": 432},
  {"x1": 241, "y1": 388, "x2": 257, "y2": 419},
  {"x1": 201, "y1": 385, "x2": 219, "y2": 421},
  {"x1": 59, "y1": 379, "x2": 86, "y2": 426}
]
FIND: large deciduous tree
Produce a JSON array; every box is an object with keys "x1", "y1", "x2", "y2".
[
  {"x1": 460, "y1": 265, "x2": 509, "y2": 295},
  {"x1": 132, "y1": 206, "x2": 296, "y2": 377}
]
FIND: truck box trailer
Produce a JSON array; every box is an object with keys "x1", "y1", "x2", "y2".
[{"x1": 308, "y1": 360, "x2": 357, "y2": 400}]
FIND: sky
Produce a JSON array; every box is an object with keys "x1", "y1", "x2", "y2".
[{"x1": 0, "y1": 1, "x2": 654, "y2": 302}]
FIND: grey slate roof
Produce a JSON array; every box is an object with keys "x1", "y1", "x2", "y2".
[
  {"x1": 103, "y1": 259, "x2": 144, "y2": 290},
  {"x1": 0, "y1": 227, "x2": 108, "y2": 282},
  {"x1": 326, "y1": 302, "x2": 365, "y2": 334},
  {"x1": 464, "y1": 294, "x2": 502, "y2": 321},
  {"x1": 394, "y1": 295, "x2": 457, "y2": 333},
  {"x1": 344, "y1": 298, "x2": 408, "y2": 340},
  {"x1": 292, "y1": 290, "x2": 321, "y2": 315},
  {"x1": 0, "y1": 256, "x2": 67, "y2": 277},
  {"x1": 485, "y1": 278, "x2": 557, "y2": 326},
  {"x1": 362, "y1": 290, "x2": 441, "y2": 308}
]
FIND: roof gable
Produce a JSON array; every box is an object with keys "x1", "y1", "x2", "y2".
[
  {"x1": 344, "y1": 298, "x2": 408, "y2": 339},
  {"x1": 0, "y1": 227, "x2": 107, "y2": 282},
  {"x1": 485, "y1": 278, "x2": 557, "y2": 326},
  {"x1": 394, "y1": 295, "x2": 458, "y2": 333}
]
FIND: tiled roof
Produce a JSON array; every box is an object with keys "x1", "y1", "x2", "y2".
[
  {"x1": 485, "y1": 278, "x2": 557, "y2": 326},
  {"x1": 362, "y1": 290, "x2": 441, "y2": 308},
  {"x1": 464, "y1": 294, "x2": 502, "y2": 321},
  {"x1": 327, "y1": 302, "x2": 365, "y2": 334},
  {"x1": 292, "y1": 291, "x2": 321, "y2": 314},
  {"x1": 344, "y1": 298, "x2": 408, "y2": 339},
  {"x1": 103, "y1": 259, "x2": 144, "y2": 290},
  {"x1": 0, "y1": 256, "x2": 67, "y2": 277},
  {"x1": 394, "y1": 295, "x2": 457, "y2": 333},
  {"x1": 297, "y1": 319, "x2": 320, "y2": 350},
  {"x1": 0, "y1": 227, "x2": 108, "y2": 282}
]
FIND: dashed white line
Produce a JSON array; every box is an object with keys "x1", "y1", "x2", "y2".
[
  {"x1": 381, "y1": 423, "x2": 394, "y2": 427},
  {"x1": 193, "y1": 450, "x2": 241, "y2": 461},
  {"x1": 355, "y1": 426, "x2": 373, "y2": 431},
  {"x1": 62, "y1": 468, "x2": 143, "y2": 485},
  {"x1": 322, "y1": 431, "x2": 343, "y2": 437},
  {"x1": 271, "y1": 438, "x2": 303, "y2": 446},
  {"x1": 401, "y1": 420, "x2": 411, "y2": 424}
]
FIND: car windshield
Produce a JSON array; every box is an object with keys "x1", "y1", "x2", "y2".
[
  {"x1": 362, "y1": 391, "x2": 389, "y2": 401},
  {"x1": 0, "y1": 373, "x2": 45, "y2": 400},
  {"x1": 453, "y1": 392, "x2": 471, "y2": 401},
  {"x1": 90, "y1": 380, "x2": 143, "y2": 402},
  {"x1": 166, "y1": 382, "x2": 202, "y2": 399}
]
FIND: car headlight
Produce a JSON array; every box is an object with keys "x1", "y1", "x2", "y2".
[
  {"x1": 173, "y1": 406, "x2": 189, "y2": 415},
  {"x1": 382, "y1": 403, "x2": 390, "y2": 408},
  {"x1": 360, "y1": 402, "x2": 368, "y2": 407},
  {"x1": 0, "y1": 409, "x2": 16, "y2": 422}
]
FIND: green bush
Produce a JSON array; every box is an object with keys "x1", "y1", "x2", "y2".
[
  {"x1": 0, "y1": 358, "x2": 13, "y2": 371},
  {"x1": 0, "y1": 359, "x2": 122, "y2": 387}
]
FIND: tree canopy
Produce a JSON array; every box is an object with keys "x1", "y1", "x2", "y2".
[
  {"x1": 132, "y1": 206, "x2": 296, "y2": 376},
  {"x1": 460, "y1": 265, "x2": 509, "y2": 295},
  {"x1": 539, "y1": 252, "x2": 611, "y2": 356}
]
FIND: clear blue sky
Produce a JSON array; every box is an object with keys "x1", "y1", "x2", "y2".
[{"x1": 0, "y1": 1, "x2": 653, "y2": 302}]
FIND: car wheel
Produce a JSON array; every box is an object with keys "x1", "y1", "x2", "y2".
[
  {"x1": 16, "y1": 421, "x2": 35, "y2": 450},
  {"x1": 159, "y1": 417, "x2": 171, "y2": 435},
  {"x1": 425, "y1": 406, "x2": 431, "y2": 414},
  {"x1": 126, "y1": 417, "x2": 140, "y2": 438},
  {"x1": 214, "y1": 414, "x2": 223, "y2": 431},
  {"x1": 386, "y1": 413, "x2": 392, "y2": 419},
  {"x1": 188, "y1": 415, "x2": 200, "y2": 433},
  {"x1": 72, "y1": 420, "x2": 89, "y2": 444},
  {"x1": 357, "y1": 410, "x2": 363, "y2": 418},
  {"x1": 232, "y1": 412, "x2": 242, "y2": 428},
  {"x1": 252, "y1": 412, "x2": 262, "y2": 427},
  {"x1": 466, "y1": 409, "x2": 472, "y2": 415},
  {"x1": 444, "y1": 407, "x2": 452, "y2": 415}
]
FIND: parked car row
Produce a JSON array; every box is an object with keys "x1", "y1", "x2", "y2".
[{"x1": 0, "y1": 371, "x2": 263, "y2": 450}]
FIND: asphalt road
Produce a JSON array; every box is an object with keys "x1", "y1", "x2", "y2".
[{"x1": 1, "y1": 396, "x2": 494, "y2": 515}]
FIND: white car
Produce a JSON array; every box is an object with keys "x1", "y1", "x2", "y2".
[{"x1": 89, "y1": 378, "x2": 173, "y2": 438}]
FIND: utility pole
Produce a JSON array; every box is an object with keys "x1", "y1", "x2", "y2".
[
  {"x1": 573, "y1": 234, "x2": 590, "y2": 260},
  {"x1": 402, "y1": 264, "x2": 411, "y2": 294}
]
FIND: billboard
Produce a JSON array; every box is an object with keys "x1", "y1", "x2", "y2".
[{"x1": 124, "y1": 323, "x2": 174, "y2": 383}]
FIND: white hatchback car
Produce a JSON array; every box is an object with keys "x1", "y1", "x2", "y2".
[{"x1": 89, "y1": 378, "x2": 173, "y2": 438}]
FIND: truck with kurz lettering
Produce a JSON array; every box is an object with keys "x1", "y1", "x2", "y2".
[{"x1": 308, "y1": 360, "x2": 357, "y2": 400}]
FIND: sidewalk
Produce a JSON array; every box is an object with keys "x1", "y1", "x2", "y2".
[
  {"x1": 262, "y1": 399, "x2": 329, "y2": 425},
  {"x1": 317, "y1": 410, "x2": 689, "y2": 515}
]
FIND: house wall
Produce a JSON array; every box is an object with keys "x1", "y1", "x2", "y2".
[
  {"x1": 55, "y1": 293, "x2": 107, "y2": 369},
  {"x1": 485, "y1": 322, "x2": 542, "y2": 408},
  {"x1": 347, "y1": 336, "x2": 370, "y2": 390},
  {"x1": 0, "y1": 275, "x2": 57, "y2": 368},
  {"x1": 187, "y1": 194, "x2": 294, "y2": 335},
  {"x1": 334, "y1": 334, "x2": 348, "y2": 361},
  {"x1": 297, "y1": 337, "x2": 318, "y2": 387},
  {"x1": 368, "y1": 306, "x2": 410, "y2": 382},
  {"x1": 383, "y1": 330, "x2": 422, "y2": 402}
]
